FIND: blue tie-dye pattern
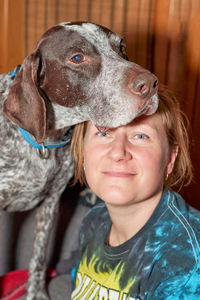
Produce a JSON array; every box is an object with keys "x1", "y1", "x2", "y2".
[
  {"x1": 144, "y1": 190, "x2": 200, "y2": 299},
  {"x1": 73, "y1": 188, "x2": 200, "y2": 299}
]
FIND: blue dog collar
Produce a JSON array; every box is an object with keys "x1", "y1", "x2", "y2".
[
  {"x1": 18, "y1": 127, "x2": 73, "y2": 159},
  {"x1": 10, "y1": 65, "x2": 21, "y2": 80},
  {"x1": 18, "y1": 126, "x2": 72, "y2": 150}
]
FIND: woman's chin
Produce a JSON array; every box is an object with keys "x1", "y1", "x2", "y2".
[{"x1": 97, "y1": 188, "x2": 135, "y2": 207}]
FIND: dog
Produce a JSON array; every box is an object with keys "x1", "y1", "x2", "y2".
[{"x1": 0, "y1": 21, "x2": 158, "y2": 299}]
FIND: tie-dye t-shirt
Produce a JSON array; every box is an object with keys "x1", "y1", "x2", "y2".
[{"x1": 71, "y1": 189, "x2": 200, "y2": 300}]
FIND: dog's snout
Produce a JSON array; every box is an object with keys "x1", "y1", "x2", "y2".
[{"x1": 128, "y1": 73, "x2": 158, "y2": 98}]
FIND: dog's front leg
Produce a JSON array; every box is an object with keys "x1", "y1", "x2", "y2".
[{"x1": 26, "y1": 196, "x2": 59, "y2": 300}]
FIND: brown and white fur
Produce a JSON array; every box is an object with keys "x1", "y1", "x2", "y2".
[{"x1": 0, "y1": 22, "x2": 158, "y2": 299}]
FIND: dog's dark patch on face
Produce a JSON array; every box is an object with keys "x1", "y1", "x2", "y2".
[
  {"x1": 38, "y1": 29, "x2": 102, "y2": 107},
  {"x1": 38, "y1": 25, "x2": 64, "y2": 42}
]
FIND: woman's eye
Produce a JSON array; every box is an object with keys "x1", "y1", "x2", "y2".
[
  {"x1": 70, "y1": 54, "x2": 86, "y2": 64},
  {"x1": 96, "y1": 132, "x2": 110, "y2": 137},
  {"x1": 135, "y1": 134, "x2": 149, "y2": 139}
]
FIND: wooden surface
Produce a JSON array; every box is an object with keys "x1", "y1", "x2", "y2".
[
  {"x1": 0, "y1": 0, "x2": 199, "y2": 208},
  {"x1": 0, "y1": 0, "x2": 25, "y2": 72}
]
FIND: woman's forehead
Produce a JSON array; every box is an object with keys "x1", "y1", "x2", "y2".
[{"x1": 87, "y1": 113, "x2": 164, "y2": 133}]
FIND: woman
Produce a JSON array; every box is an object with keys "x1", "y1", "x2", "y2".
[{"x1": 70, "y1": 86, "x2": 200, "y2": 300}]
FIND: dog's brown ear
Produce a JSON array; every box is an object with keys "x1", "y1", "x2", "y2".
[{"x1": 3, "y1": 51, "x2": 46, "y2": 144}]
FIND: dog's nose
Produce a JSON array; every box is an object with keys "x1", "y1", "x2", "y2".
[{"x1": 128, "y1": 73, "x2": 158, "y2": 98}]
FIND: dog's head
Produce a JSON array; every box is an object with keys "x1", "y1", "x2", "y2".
[{"x1": 3, "y1": 22, "x2": 158, "y2": 144}]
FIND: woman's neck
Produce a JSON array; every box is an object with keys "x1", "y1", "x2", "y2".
[{"x1": 106, "y1": 191, "x2": 162, "y2": 247}]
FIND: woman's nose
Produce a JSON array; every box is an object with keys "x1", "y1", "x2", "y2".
[{"x1": 108, "y1": 138, "x2": 132, "y2": 161}]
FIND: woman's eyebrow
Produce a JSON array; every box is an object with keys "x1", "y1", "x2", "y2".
[{"x1": 130, "y1": 123, "x2": 156, "y2": 130}]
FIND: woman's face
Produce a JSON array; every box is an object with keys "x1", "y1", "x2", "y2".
[{"x1": 83, "y1": 114, "x2": 177, "y2": 207}]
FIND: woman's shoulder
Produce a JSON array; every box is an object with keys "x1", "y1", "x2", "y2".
[
  {"x1": 151, "y1": 189, "x2": 200, "y2": 274},
  {"x1": 166, "y1": 189, "x2": 200, "y2": 235}
]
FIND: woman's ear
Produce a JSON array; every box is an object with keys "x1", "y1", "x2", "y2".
[{"x1": 166, "y1": 144, "x2": 179, "y2": 175}]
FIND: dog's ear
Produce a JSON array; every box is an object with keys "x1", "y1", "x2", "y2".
[{"x1": 3, "y1": 51, "x2": 46, "y2": 144}]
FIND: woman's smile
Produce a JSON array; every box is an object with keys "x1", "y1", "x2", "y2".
[{"x1": 102, "y1": 171, "x2": 135, "y2": 177}]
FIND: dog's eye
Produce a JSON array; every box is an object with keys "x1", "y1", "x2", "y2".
[{"x1": 70, "y1": 54, "x2": 86, "y2": 64}]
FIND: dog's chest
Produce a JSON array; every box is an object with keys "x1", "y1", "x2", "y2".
[{"x1": 0, "y1": 119, "x2": 73, "y2": 211}]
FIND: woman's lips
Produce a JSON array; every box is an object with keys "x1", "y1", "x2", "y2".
[{"x1": 103, "y1": 171, "x2": 135, "y2": 177}]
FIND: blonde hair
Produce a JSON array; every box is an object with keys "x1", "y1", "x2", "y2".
[{"x1": 71, "y1": 85, "x2": 193, "y2": 190}]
